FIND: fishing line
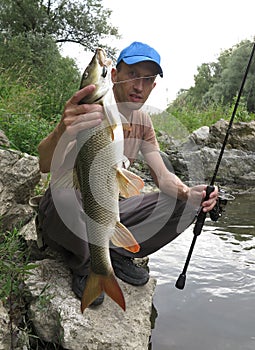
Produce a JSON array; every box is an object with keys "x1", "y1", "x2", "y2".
[
  {"x1": 175, "y1": 39, "x2": 255, "y2": 290},
  {"x1": 113, "y1": 75, "x2": 158, "y2": 84}
]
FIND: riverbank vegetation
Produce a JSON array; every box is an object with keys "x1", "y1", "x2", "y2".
[
  {"x1": 0, "y1": 3, "x2": 254, "y2": 156},
  {"x1": 152, "y1": 39, "x2": 255, "y2": 138}
]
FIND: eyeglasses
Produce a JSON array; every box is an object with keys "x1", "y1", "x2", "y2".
[{"x1": 114, "y1": 71, "x2": 157, "y2": 86}]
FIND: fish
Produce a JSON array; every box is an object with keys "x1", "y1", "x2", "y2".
[{"x1": 74, "y1": 48, "x2": 144, "y2": 313}]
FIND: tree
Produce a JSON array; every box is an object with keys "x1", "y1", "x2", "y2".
[
  {"x1": 205, "y1": 40, "x2": 255, "y2": 112},
  {"x1": 170, "y1": 39, "x2": 255, "y2": 113},
  {"x1": 0, "y1": 0, "x2": 119, "y2": 52},
  {"x1": 188, "y1": 63, "x2": 215, "y2": 106}
]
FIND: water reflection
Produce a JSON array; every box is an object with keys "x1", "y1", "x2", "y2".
[{"x1": 149, "y1": 193, "x2": 255, "y2": 350}]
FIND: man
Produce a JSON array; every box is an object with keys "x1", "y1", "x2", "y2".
[{"x1": 37, "y1": 42, "x2": 218, "y2": 306}]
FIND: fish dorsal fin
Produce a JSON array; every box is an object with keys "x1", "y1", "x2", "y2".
[
  {"x1": 116, "y1": 168, "x2": 144, "y2": 198},
  {"x1": 111, "y1": 222, "x2": 140, "y2": 253}
]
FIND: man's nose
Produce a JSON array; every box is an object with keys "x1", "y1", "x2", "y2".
[{"x1": 133, "y1": 77, "x2": 144, "y2": 91}]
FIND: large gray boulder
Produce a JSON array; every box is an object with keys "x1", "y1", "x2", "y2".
[
  {"x1": 26, "y1": 256, "x2": 156, "y2": 350},
  {"x1": 165, "y1": 120, "x2": 255, "y2": 187},
  {"x1": 21, "y1": 219, "x2": 156, "y2": 350},
  {"x1": 0, "y1": 147, "x2": 40, "y2": 231}
]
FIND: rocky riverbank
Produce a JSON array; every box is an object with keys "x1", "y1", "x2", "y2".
[
  {"x1": 157, "y1": 119, "x2": 255, "y2": 190},
  {"x1": 1, "y1": 119, "x2": 255, "y2": 349}
]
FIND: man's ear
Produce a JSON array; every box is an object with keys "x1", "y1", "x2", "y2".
[{"x1": 111, "y1": 68, "x2": 117, "y2": 83}]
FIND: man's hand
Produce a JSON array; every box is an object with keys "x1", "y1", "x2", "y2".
[
  {"x1": 59, "y1": 84, "x2": 104, "y2": 139},
  {"x1": 189, "y1": 185, "x2": 218, "y2": 213},
  {"x1": 38, "y1": 84, "x2": 105, "y2": 173}
]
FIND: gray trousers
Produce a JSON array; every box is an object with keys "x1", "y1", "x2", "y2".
[{"x1": 38, "y1": 186, "x2": 197, "y2": 275}]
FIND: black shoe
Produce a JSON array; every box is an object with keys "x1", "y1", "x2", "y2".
[
  {"x1": 72, "y1": 274, "x2": 104, "y2": 306},
  {"x1": 111, "y1": 252, "x2": 150, "y2": 286}
]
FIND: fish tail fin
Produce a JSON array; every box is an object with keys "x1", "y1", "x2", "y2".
[
  {"x1": 81, "y1": 271, "x2": 126, "y2": 313},
  {"x1": 116, "y1": 168, "x2": 144, "y2": 198}
]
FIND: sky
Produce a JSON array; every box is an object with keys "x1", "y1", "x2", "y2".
[{"x1": 62, "y1": 0, "x2": 255, "y2": 111}]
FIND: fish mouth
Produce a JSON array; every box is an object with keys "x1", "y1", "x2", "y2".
[
  {"x1": 93, "y1": 94, "x2": 105, "y2": 103},
  {"x1": 101, "y1": 65, "x2": 108, "y2": 78}
]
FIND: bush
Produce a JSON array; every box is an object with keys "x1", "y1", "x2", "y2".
[
  {"x1": 0, "y1": 35, "x2": 81, "y2": 155},
  {"x1": 0, "y1": 112, "x2": 56, "y2": 155}
]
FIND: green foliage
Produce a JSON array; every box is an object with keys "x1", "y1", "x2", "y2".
[
  {"x1": 0, "y1": 33, "x2": 81, "y2": 118},
  {"x1": 0, "y1": 228, "x2": 36, "y2": 302},
  {"x1": 163, "y1": 39, "x2": 255, "y2": 138},
  {"x1": 0, "y1": 64, "x2": 59, "y2": 155},
  {"x1": 171, "y1": 39, "x2": 255, "y2": 114},
  {"x1": 0, "y1": 113, "x2": 56, "y2": 155},
  {"x1": 0, "y1": 0, "x2": 119, "y2": 52},
  {"x1": 151, "y1": 110, "x2": 190, "y2": 141},
  {"x1": 0, "y1": 227, "x2": 63, "y2": 349},
  {"x1": 0, "y1": 34, "x2": 81, "y2": 154},
  {"x1": 0, "y1": 227, "x2": 38, "y2": 349},
  {"x1": 0, "y1": 0, "x2": 121, "y2": 155},
  {"x1": 156, "y1": 99, "x2": 254, "y2": 137}
]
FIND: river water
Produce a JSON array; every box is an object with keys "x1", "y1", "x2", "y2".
[{"x1": 149, "y1": 193, "x2": 255, "y2": 350}]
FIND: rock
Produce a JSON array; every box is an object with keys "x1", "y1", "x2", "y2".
[
  {"x1": 206, "y1": 119, "x2": 255, "y2": 151},
  {"x1": 26, "y1": 257, "x2": 156, "y2": 350},
  {"x1": 0, "y1": 148, "x2": 41, "y2": 231},
  {"x1": 19, "y1": 220, "x2": 157, "y2": 349},
  {"x1": 165, "y1": 121, "x2": 255, "y2": 187},
  {"x1": 0, "y1": 130, "x2": 10, "y2": 147},
  {"x1": 0, "y1": 301, "x2": 11, "y2": 350},
  {"x1": 181, "y1": 126, "x2": 210, "y2": 152}
]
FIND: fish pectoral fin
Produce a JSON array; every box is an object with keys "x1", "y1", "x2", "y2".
[
  {"x1": 122, "y1": 168, "x2": 144, "y2": 191},
  {"x1": 111, "y1": 222, "x2": 140, "y2": 253},
  {"x1": 81, "y1": 270, "x2": 126, "y2": 313},
  {"x1": 116, "y1": 168, "x2": 144, "y2": 198}
]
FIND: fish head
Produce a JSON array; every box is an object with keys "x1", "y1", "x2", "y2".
[{"x1": 79, "y1": 48, "x2": 112, "y2": 104}]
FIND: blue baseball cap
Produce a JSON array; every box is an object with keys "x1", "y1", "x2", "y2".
[{"x1": 116, "y1": 41, "x2": 163, "y2": 77}]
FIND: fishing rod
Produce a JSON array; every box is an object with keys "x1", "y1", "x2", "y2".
[{"x1": 175, "y1": 40, "x2": 255, "y2": 290}]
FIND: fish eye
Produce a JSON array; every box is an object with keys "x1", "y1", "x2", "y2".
[
  {"x1": 102, "y1": 66, "x2": 108, "y2": 78},
  {"x1": 83, "y1": 71, "x2": 89, "y2": 80}
]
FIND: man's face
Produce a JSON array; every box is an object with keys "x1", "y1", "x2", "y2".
[{"x1": 111, "y1": 61, "x2": 158, "y2": 112}]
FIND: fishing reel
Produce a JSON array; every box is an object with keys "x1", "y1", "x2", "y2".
[{"x1": 209, "y1": 187, "x2": 235, "y2": 222}]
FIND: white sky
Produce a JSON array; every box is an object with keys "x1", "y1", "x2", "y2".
[{"x1": 62, "y1": 0, "x2": 254, "y2": 111}]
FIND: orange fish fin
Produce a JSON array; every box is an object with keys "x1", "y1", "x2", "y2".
[
  {"x1": 122, "y1": 122, "x2": 132, "y2": 131},
  {"x1": 111, "y1": 222, "x2": 140, "y2": 253},
  {"x1": 103, "y1": 272, "x2": 126, "y2": 311},
  {"x1": 122, "y1": 168, "x2": 144, "y2": 191},
  {"x1": 81, "y1": 271, "x2": 125, "y2": 313},
  {"x1": 116, "y1": 168, "x2": 144, "y2": 198},
  {"x1": 80, "y1": 272, "x2": 102, "y2": 312},
  {"x1": 109, "y1": 125, "x2": 115, "y2": 141}
]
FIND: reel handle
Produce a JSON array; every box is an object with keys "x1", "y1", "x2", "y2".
[{"x1": 193, "y1": 185, "x2": 215, "y2": 236}]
